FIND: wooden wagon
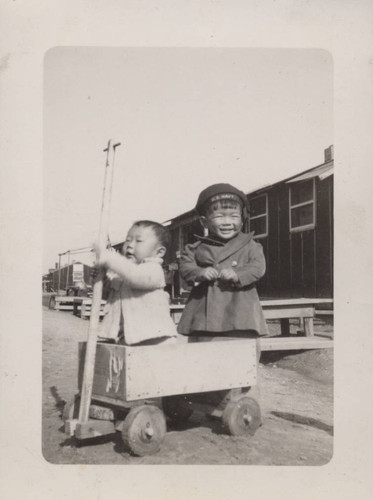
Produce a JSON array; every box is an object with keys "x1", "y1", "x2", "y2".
[
  {"x1": 63, "y1": 140, "x2": 261, "y2": 457},
  {"x1": 64, "y1": 337, "x2": 261, "y2": 456}
]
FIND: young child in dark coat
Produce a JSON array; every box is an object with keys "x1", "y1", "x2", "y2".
[
  {"x1": 177, "y1": 183, "x2": 268, "y2": 410},
  {"x1": 178, "y1": 183, "x2": 268, "y2": 339}
]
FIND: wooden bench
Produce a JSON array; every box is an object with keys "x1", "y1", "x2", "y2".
[
  {"x1": 73, "y1": 297, "x2": 107, "y2": 319},
  {"x1": 49, "y1": 295, "x2": 76, "y2": 311},
  {"x1": 260, "y1": 298, "x2": 333, "y2": 337},
  {"x1": 170, "y1": 298, "x2": 334, "y2": 351}
]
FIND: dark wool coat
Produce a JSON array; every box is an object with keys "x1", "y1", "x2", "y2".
[{"x1": 177, "y1": 232, "x2": 269, "y2": 336}]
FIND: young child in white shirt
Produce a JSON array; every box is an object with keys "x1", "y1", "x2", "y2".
[{"x1": 96, "y1": 220, "x2": 180, "y2": 346}]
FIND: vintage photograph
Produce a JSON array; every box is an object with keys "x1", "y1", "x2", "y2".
[{"x1": 42, "y1": 47, "x2": 333, "y2": 465}]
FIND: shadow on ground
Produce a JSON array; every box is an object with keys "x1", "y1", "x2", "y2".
[{"x1": 271, "y1": 411, "x2": 333, "y2": 436}]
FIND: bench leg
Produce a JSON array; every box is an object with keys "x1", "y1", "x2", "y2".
[
  {"x1": 303, "y1": 317, "x2": 314, "y2": 337},
  {"x1": 280, "y1": 319, "x2": 290, "y2": 336}
]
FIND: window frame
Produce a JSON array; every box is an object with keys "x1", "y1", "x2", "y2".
[
  {"x1": 248, "y1": 193, "x2": 268, "y2": 239},
  {"x1": 289, "y1": 178, "x2": 316, "y2": 233}
]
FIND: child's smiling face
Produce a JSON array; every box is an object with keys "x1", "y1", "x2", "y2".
[
  {"x1": 202, "y1": 203, "x2": 243, "y2": 240},
  {"x1": 122, "y1": 225, "x2": 164, "y2": 263}
]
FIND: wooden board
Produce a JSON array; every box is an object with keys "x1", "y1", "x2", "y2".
[
  {"x1": 170, "y1": 303, "x2": 316, "y2": 329},
  {"x1": 260, "y1": 335, "x2": 333, "y2": 351},
  {"x1": 74, "y1": 298, "x2": 106, "y2": 318},
  {"x1": 55, "y1": 297, "x2": 76, "y2": 303},
  {"x1": 170, "y1": 298, "x2": 332, "y2": 309},
  {"x1": 124, "y1": 339, "x2": 257, "y2": 400},
  {"x1": 51, "y1": 296, "x2": 76, "y2": 311},
  {"x1": 56, "y1": 305, "x2": 74, "y2": 311},
  {"x1": 262, "y1": 298, "x2": 333, "y2": 306},
  {"x1": 80, "y1": 305, "x2": 106, "y2": 319},
  {"x1": 79, "y1": 342, "x2": 128, "y2": 401},
  {"x1": 315, "y1": 310, "x2": 334, "y2": 316},
  {"x1": 80, "y1": 339, "x2": 257, "y2": 403},
  {"x1": 263, "y1": 306, "x2": 314, "y2": 320}
]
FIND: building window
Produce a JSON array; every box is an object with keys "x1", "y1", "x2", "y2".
[
  {"x1": 289, "y1": 179, "x2": 316, "y2": 232},
  {"x1": 249, "y1": 193, "x2": 268, "y2": 238}
]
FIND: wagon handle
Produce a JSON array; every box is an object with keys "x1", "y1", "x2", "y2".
[{"x1": 78, "y1": 139, "x2": 121, "y2": 424}]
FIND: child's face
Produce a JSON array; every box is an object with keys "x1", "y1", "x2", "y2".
[
  {"x1": 202, "y1": 204, "x2": 243, "y2": 240},
  {"x1": 122, "y1": 225, "x2": 164, "y2": 263}
]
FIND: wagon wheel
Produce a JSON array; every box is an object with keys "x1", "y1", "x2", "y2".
[
  {"x1": 121, "y1": 405, "x2": 166, "y2": 457},
  {"x1": 49, "y1": 296, "x2": 56, "y2": 310},
  {"x1": 222, "y1": 397, "x2": 261, "y2": 436},
  {"x1": 162, "y1": 395, "x2": 193, "y2": 423},
  {"x1": 62, "y1": 394, "x2": 80, "y2": 421}
]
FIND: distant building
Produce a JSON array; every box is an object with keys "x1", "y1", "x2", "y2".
[
  {"x1": 44, "y1": 261, "x2": 93, "y2": 293},
  {"x1": 164, "y1": 146, "x2": 334, "y2": 300}
]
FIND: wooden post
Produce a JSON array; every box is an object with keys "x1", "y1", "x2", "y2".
[
  {"x1": 280, "y1": 318, "x2": 290, "y2": 336},
  {"x1": 57, "y1": 253, "x2": 62, "y2": 291},
  {"x1": 77, "y1": 139, "x2": 121, "y2": 425},
  {"x1": 303, "y1": 317, "x2": 314, "y2": 337},
  {"x1": 66, "y1": 251, "x2": 71, "y2": 289}
]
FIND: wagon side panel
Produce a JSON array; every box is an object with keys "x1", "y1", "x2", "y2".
[
  {"x1": 78, "y1": 343, "x2": 127, "y2": 402},
  {"x1": 124, "y1": 339, "x2": 257, "y2": 401}
]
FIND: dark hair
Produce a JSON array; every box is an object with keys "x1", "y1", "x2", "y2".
[
  {"x1": 203, "y1": 198, "x2": 243, "y2": 217},
  {"x1": 132, "y1": 220, "x2": 170, "y2": 249}
]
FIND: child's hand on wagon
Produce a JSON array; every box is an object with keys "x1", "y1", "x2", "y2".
[
  {"x1": 218, "y1": 268, "x2": 239, "y2": 283},
  {"x1": 198, "y1": 267, "x2": 219, "y2": 282}
]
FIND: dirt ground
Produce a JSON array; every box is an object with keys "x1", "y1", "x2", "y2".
[{"x1": 42, "y1": 297, "x2": 333, "y2": 465}]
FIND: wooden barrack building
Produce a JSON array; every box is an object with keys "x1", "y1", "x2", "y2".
[{"x1": 164, "y1": 146, "x2": 334, "y2": 300}]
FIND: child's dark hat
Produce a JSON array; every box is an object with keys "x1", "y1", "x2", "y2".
[{"x1": 195, "y1": 183, "x2": 248, "y2": 215}]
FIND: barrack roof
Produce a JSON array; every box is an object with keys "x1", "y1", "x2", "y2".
[{"x1": 163, "y1": 159, "x2": 334, "y2": 227}]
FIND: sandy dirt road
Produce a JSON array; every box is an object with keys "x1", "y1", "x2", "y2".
[{"x1": 42, "y1": 303, "x2": 333, "y2": 465}]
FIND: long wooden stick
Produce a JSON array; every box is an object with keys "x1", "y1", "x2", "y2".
[{"x1": 78, "y1": 139, "x2": 121, "y2": 424}]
